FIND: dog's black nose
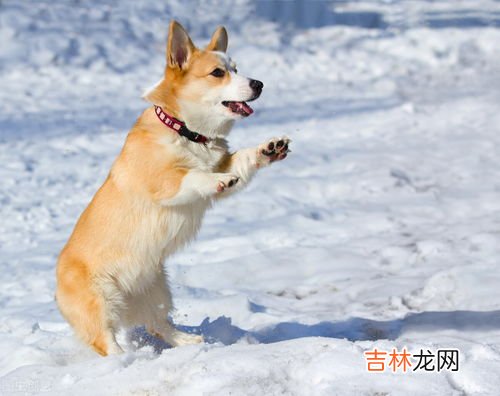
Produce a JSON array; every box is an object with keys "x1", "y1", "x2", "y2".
[{"x1": 250, "y1": 79, "x2": 264, "y2": 92}]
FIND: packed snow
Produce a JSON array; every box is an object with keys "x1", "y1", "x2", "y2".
[{"x1": 1, "y1": 0, "x2": 500, "y2": 395}]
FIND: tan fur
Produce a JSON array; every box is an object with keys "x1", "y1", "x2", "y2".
[
  {"x1": 56, "y1": 20, "x2": 289, "y2": 356},
  {"x1": 145, "y1": 48, "x2": 232, "y2": 115}
]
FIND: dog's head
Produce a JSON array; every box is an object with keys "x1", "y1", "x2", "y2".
[{"x1": 144, "y1": 21, "x2": 263, "y2": 130}]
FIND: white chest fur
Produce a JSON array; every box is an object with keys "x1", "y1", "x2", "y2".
[{"x1": 114, "y1": 139, "x2": 223, "y2": 295}]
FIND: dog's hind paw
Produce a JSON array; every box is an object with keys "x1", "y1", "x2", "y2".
[{"x1": 171, "y1": 331, "x2": 204, "y2": 347}]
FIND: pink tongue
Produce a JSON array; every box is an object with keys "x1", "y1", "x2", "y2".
[
  {"x1": 235, "y1": 101, "x2": 253, "y2": 115},
  {"x1": 241, "y1": 102, "x2": 253, "y2": 115}
]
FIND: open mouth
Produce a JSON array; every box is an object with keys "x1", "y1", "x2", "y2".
[{"x1": 222, "y1": 101, "x2": 254, "y2": 117}]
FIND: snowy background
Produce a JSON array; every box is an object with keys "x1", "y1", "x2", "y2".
[{"x1": 1, "y1": 0, "x2": 500, "y2": 394}]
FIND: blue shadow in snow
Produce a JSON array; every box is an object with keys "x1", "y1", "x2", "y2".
[
  {"x1": 254, "y1": 1, "x2": 500, "y2": 30},
  {"x1": 129, "y1": 310, "x2": 500, "y2": 353},
  {"x1": 255, "y1": 0, "x2": 386, "y2": 30}
]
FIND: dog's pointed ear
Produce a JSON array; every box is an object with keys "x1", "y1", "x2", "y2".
[
  {"x1": 206, "y1": 26, "x2": 228, "y2": 53},
  {"x1": 167, "y1": 20, "x2": 195, "y2": 69}
]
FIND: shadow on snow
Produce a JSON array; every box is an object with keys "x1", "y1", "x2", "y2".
[{"x1": 128, "y1": 310, "x2": 500, "y2": 353}]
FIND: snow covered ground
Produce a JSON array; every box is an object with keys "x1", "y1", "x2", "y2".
[{"x1": 1, "y1": 0, "x2": 500, "y2": 394}]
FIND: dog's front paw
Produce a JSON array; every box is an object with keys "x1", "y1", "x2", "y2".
[
  {"x1": 217, "y1": 174, "x2": 240, "y2": 193},
  {"x1": 258, "y1": 136, "x2": 291, "y2": 166}
]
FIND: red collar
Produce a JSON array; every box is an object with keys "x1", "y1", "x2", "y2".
[{"x1": 154, "y1": 105, "x2": 209, "y2": 144}]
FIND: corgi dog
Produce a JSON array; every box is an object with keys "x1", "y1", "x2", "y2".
[{"x1": 56, "y1": 20, "x2": 290, "y2": 356}]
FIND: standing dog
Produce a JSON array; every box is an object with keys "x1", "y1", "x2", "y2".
[{"x1": 56, "y1": 20, "x2": 290, "y2": 356}]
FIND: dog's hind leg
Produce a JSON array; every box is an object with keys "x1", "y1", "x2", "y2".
[
  {"x1": 155, "y1": 322, "x2": 204, "y2": 347},
  {"x1": 56, "y1": 258, "x2": 124, "y2": 356},
  {"x1": 91, "y1": 326, "x2": 123, "y2": 356},
  {"x1": 138, "y1": 270, "x2": 203, "y2": 347}
]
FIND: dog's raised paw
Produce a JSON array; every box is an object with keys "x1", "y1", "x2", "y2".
[
  {"x1": 217, "y1": 174, "x2": 240, "y2": 193},
  {"x1": 259, "y1": 136, "x2": 291, "y2": 164}
]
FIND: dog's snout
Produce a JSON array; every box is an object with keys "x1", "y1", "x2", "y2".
[{"x1": 250, "y1": 79, "x2": 264, "y2": 93}]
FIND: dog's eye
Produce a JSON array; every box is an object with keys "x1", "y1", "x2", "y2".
[{"x1": 210, "y1": 68, "x2": 225, "y2": 78}]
